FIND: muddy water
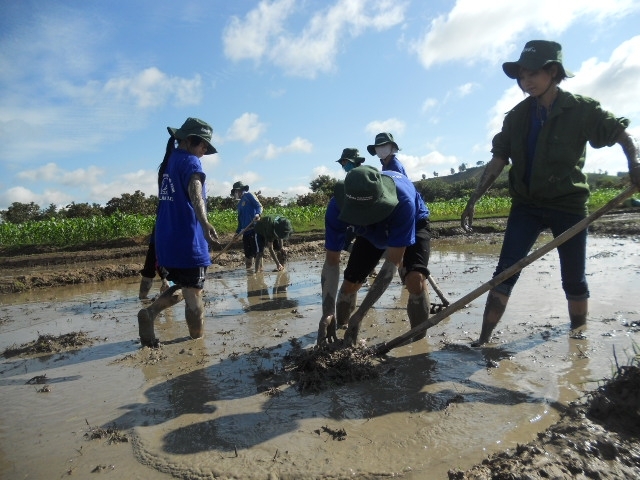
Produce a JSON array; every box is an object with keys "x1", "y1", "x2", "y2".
[{"x1": 1, "y1": 235, "x2": 639, "y2": 479}]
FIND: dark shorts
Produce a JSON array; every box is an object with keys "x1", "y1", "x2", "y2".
[
  {"x1": 165, "y1": 267, "x2": 207, "y2": 289},
  {"x1": 344, "y1": 219, "x2": 431, "y2": 284},
  {"x1": 493, "y1": 204, "x2": 588, "y2": 299}
]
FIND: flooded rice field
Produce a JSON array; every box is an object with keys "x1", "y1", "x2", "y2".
[{"x1": 1, "y1": 234, "x2": 639, "y2": 479}]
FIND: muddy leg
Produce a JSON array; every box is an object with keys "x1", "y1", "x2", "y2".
[
  {"x1": 472, "y1": 290, "x2": 508, "y2": 347},
  {"x1": 138, "y1": 276, "x2": 154, "y2": 300},
  {"x1": 245, "y1": 257, "x2": 253, "y2": 270},
  {"x1": 407, "y1": 289, "x2": 431, "y2": 341},
  {"x1": 138, "y1": 285, "x2": 183, "y2": 346},
  {"x1": 183, "y1": 287, "x2": 205, "y2": 339},
  {"x1": 336, "y1": 290, "x2": 357, "y2": 327},
  {"x1": 568, "y1": 299, "x2": 588, "y2": 329},
  {"x1": 254, "y1": 253, "x2": 264, "y2": 273}
]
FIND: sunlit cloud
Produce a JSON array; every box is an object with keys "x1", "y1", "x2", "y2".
[{"x1": 223, "y1": 0, "x2": 407, "y2": 78}]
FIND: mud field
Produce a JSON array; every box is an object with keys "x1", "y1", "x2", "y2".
[{"x1": 1, "y1": 213, "x2": 639, "y2": 479}]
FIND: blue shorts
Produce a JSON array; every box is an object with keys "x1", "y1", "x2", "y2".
[{"x1": 493, "y1": 204, "x2": 589, "y2": 300}]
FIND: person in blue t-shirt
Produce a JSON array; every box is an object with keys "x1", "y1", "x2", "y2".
[
  {"x1": 317, "y1": 165, "x2": 437, "y2": 346},
  {"x1": 367, "y1": 132, "x2": 408, "y2": 176},
  {"x1": 137, "y1": 117, "x2": 220, "y2": 348},
  {"x1": 231, "y1": 181, "x2": 263, "y2": 270}
]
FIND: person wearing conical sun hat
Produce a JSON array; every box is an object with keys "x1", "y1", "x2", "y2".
[
  {"x1": 137, "y1": 117, "x2": 220, "y2": 347},
  {"x1": 231, "y1": 180, "x2": 263, "y2": 271},
  {"x1": 461, "y1": 40, "x2": 640, "y2": 347},
  {"x1": 317, "y1": 165, "x2": 437, "y2": 346},
  {"x1": 367, "y1": 132, "x2": 408, "y2": 176}
]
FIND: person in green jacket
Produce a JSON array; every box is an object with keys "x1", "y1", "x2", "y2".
[
  {"x1": 254, "y1": 215, "x2": 293, "y2": 272},
  {"x1": 461, "y1": 40, "x2": 640, "y2": 346}
]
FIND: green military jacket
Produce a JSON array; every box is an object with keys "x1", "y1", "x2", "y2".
[
  {"x1": 254, "y1": 215, "x2": 279, "y2": 242},
  {"x1": 491, "y1": 89, "x2": 629, "y2": 215}
]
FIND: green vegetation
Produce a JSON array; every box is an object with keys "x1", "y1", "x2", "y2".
[
  {"x1": 0, "y1": 166, "x2": 635, "y2": 249},
  {"x1": 1, "y1": 189, "x2": 634, "y2": 248}
]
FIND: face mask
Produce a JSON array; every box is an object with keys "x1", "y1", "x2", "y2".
[
  {"x1": 375, "y1": 144, "x2": 393, "y2": 160},
  {"x1": 342, "y1": 161, "x2": 356, "y2": 173}
]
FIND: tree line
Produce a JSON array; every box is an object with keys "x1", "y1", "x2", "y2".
[{"x1": 0, "y1": 167, "x2": 627, "y2": 224}]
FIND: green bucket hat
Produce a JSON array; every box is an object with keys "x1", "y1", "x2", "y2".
[
  {"x1": 274, "y1": 216, "x2": 293, "y2": 239},
  {"x1": 502, "y1": 40, "x2": 574, "y2": 79},
  {"x1": 336, "y1": 148, "x2": 365, "y2": 166},
  {"x1": 337, "y1": 165, "x2": 398, "y2": 226},
  {"x1": 230, "y1": 181, "x2": 249, "y2": 195},
  {"x1": 167, "y1": 117, "x2": 217, "y2": 155},
  {"x1": 367, "y1": 132, "x2": 400, "y2": 156}
]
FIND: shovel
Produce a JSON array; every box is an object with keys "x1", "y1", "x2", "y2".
[
  {"x1": 427, "y1": 274, "x2": 450, "y2": 313},
  {"x1": 374, "y1": 185, "x2": 638, "y2": 356},
  {"x1": 211, "y1": 219, "x2": 257, "y2": 263}
]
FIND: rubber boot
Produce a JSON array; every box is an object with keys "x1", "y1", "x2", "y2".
[
  {"x1": 407, "y1": 289, "x2": 431, "y2": 341},
  {"x1": 183, "y1": 287, "x2": 205, "y2": 339},
  {"x1": 336, "y1": 290, "x2": 357, "y2": 327},
  {"x1": 138, "y1": 285, "x2": 183, "y2": 347},
  {"x1": 471, "y1": 290, "x2": 508, "y2": 347},
  {"x1": 568, "y1": 299, "x2": 588, "y2": 329},
  {"x1": 138, "y1": 276, "x2": 154, "y2": 300}
]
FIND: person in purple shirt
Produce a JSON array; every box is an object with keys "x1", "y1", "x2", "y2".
[
  {"x1": 367, "y1": 132, "x2": 408, "y2": 176},
  {"x1": 317, "y1": 165, "x2": 437, "y2": 346},
  {"x1": 137, "y1": 117, "x2": 220, "y2": 348}
]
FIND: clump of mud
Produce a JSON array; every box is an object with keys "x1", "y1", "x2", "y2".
[
  {"x1": 282, "y1": 338, "x2": 380, "y2": 393},
  {"x1": 2, "y1": 331, "x2": 96, "y2": 357},
  {"x1": 448, "y1": 363, "x2": 640, "y2": 480}
]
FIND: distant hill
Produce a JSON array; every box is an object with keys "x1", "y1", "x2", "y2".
[{"x1": 423, "y1": 165, "x2": 625, "y2": 188}]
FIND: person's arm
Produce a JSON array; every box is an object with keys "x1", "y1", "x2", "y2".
[
  {"x1": 461, "y1": 156, "x2": 508, "y2": 232},
  {"x1": 616, "y1": 131, "x2": 640, "y2": 187},
  {"x1": 188, "y1": 174, "x2": 219, "y2": 247},
  {"x1": 317, "y1": 250, "x2": 341, "y2": 345},
  {"x1": 343, "y1": 246, "x2": 404, "y2": 345},
  {"x1": 267, "y1": 239, "x2": 283, "y2": 271}
]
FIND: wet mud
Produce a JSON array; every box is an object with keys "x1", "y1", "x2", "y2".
[{"x1": 1, "y1": 215, "x2": 640, "y2": 479}]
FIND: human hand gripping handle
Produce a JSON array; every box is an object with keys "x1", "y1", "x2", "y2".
[{"x1": 461, "y1": 200, "x2": 476, "y2": 233}]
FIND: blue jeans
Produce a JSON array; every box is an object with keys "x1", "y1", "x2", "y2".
[{"x1": 493, "y1": 204, "x2": 589, "y2": 300}]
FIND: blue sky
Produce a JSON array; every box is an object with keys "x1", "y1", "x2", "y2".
[{"x1": 1, "y1": 0, "x2": 639, "y2": 211}]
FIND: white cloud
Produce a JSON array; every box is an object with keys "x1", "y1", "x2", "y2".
[
  {"x1": 264, "y1": 137, "x2": 313, "y2": 159},
  {"x1": 365, "y1": 118, "x2": 406, "y2": 136},
  {"x1": 411, "y1": 0, "x2": 637, "y2": 69},
  {"x1": 222, "y1": 0, "x2": 407, "y2": 78},
  {"x1": 398, "y1": 151, "x2": 460, "y2": 180},
  {"x1": 226, "y1": 113, "x2": 267, "y2": 143},
  {"x1": 104, "y1": 68, "x2": 203, "y2": 108}
]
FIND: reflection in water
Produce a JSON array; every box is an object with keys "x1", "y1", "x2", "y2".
[{"x1": 244, "y1": 271, "x2": 298, "y2": 311}]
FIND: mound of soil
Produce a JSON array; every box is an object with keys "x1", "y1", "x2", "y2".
[{"x1": 448, "y1": 364, "x2": 640, "y2": 479}]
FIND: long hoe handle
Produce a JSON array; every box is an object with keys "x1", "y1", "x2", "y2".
[
  {"x1": 211, "y1": 219, "x2": 256, "y2": 262},
  {"x1": 375, "y1": 185, "x2": 638, "y2": 356}
]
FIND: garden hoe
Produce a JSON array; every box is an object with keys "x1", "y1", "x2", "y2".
[{"x1": 374, "y1": 184, "x2": 639, "y2": 356}]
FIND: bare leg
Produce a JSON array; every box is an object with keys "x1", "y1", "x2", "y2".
[
  {"x1": 138, "y1": 276, "x2": 154, "y2": 300},
  {"x1": 407, "y1": 289, "x2": 431, "y2": 341},
  {"x1": 138, "y1": 285, "x2": 183, "y2": 346},
  {"x1": 183, "y1": 287, "x2": 205, "y2": 339}
]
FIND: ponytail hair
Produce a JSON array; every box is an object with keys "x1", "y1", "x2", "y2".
[{"x1": 158, "y1": 136, "x2": 176, "y2": 189}]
